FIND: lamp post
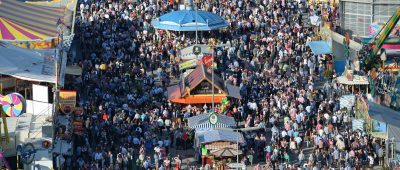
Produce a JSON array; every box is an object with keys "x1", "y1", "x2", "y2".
[
  {"x1": 236, "y1": 129, "x2": 239, "y2": 170},
  {"x1": 208, "y1": 38, "x2": 216, "y2": 113}
]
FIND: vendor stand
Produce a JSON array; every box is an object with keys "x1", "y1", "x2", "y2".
[
  {"x1": 167, "y1": 64, "x2": 241, "y2": 105},
  {"x1": 337, "y1": 69, "x2": 369, "y2": 94},
  {"x1": 194, "y1": 130, "x2": 245, "y2": 168}
]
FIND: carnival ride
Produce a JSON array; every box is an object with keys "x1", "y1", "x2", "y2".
[
  {"x1": 364, "y1": 7, "x2": 400, "y2": 66},
  {"x1": 362, "y1": 7, "x2": 400, "y2": 109}
]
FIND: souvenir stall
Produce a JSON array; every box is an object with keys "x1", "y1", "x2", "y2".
[
  {"x1": 337, "y1": 69, "x2": 369, "y2": 94},
  {"x1": 194, "y1": 129, "x2": 244, "y2": 168}
]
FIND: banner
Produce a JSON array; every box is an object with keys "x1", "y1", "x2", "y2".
[
  {"x1": 352, "y1": 119, "x2": 365, "y2": 131},
  {"x1": 340, "y1": 95, "x2": 355, "y2": 109},
  {"x1": 179, "y1": 59, "x2": 197, "y2": 70},
  {"x1": 371, "y1": 120, "x2": 388, "y2": 139},
  {"x1": 59, "y1": 90, "x2": 76, "y2": 113}
]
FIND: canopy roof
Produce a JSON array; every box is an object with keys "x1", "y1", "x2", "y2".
[
  {"x1": 151, "y1": 10, "x2": 228, "y2": 31},
  {"x1": 369, "y1": 102, "x2": 400, "y2": 150},
  {"x1": 197, "y1": 129, "x2": 244, "y2": 144},
  {"x1": 337, "y1": 75, "x2": 369, "y2": 85},
  {"x1": 0, "y1": 43, "x2": 59, "y2": 83},
  {"x1": 307, "y1": 41, "x2": 332, "y2": 55},
  {"x1": 0, "y1": 0, "x2": 74, "y2": 41},
  {"x1": 188, "y1": 114, "x2": 236, "y2": 131}
]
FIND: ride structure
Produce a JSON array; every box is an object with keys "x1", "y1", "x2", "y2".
[{"x1": 363, "y1": 7, "x2": 400, "y2": 69}]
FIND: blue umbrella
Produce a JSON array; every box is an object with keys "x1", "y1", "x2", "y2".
[{"x1": 151, "y1": 10, "x2": 228, "y2": 31}]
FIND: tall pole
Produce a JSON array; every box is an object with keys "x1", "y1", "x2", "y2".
[
  {"x1": 211, "y1": 41, "x2": 215, "y2": 113},
  {"x1": 195, "y1": 2, "x2": 198, "y2": 44},
  {"x1": 236, "y1": 129, "x2": 239, "y2": 170},
  {"x1": 53, "y1": 28, "x2": 62, "y2": 169}
]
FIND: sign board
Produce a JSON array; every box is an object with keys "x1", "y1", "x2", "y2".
[
  {"x1": 59, "y1": 90, "x2": 76, "y2": 113},
  {"x1": 371, "y1": 120, "x2": 388, "y2": 139},
  {"x1": 352, "y1": 119, "x2": 365, "y2": 131},
  {"x1": 193, "y1": 46, "x2": 201, "y2": 56},
  {"x1": 202, "y1": 55, "x2": 213, "y2": 67},
  {"x1": 32, "y1": 84, "x2": 49, "y2": 103},
  {"x1": 179, "y1": 59, "x2": 197, "y2": 70},
  {"x1": 227, "y1": 163, "x2": 246, "y2": 169},
  {"x1": 209, "y1": 113, "x2": 218, "y2": 125}
]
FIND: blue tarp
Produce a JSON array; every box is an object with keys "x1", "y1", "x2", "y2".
[
  {"x1": 307, "y1": 41, "x2": 332, "y2": 55},
  {"x1": 334, "y1": 60, "x2": 346, "y2": 75},
  {"x1": 151, "y1": 10, "x2": 228, "y2": 31}
]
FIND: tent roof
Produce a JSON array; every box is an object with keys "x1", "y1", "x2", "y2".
[
  {"x1": 0, "y1": 43, "x2": 57, "y2": 83},
  {"x1": 369, "y1": 102, "x2": 400, "y2": 127},
  {"x1": 151, "y1": 10, "x2": 228, "y2": 31},
  {"x1": 337, "y1": 75, "x2": 369, "y2": 85},
  {"x1": 0, "y1": 0, "x2": 74, "y2": 41},
  {"x1": 307, "y1": 41, "x2": 332, "y2": 55}
]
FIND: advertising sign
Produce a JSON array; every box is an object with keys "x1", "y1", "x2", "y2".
[
  {"x1": 179, "y1": 59, "x2": 197, "y2": 70},
  {"x1": 352, "y1": 119, "x2": 365, "y2": 131},
  {"x1": 371, "y1": 120, "x2": 388, "y2": 139},
  {"x1": 59, "y1": 90, "x2": 76, "y2": 113}
]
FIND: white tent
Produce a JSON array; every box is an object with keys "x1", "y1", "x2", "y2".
[{"x1": 0, "y1": 43, "x2": 65, "y2": 84}]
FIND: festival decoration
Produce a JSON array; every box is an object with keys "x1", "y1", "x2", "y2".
[
  {"x1": 220, "y1": 97, "x2": 230, "y2": 114},
  {"x1": 0, "y1": 93, "x2": 26, "y2": 117}
]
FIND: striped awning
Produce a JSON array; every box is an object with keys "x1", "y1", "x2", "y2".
[
  {"x1": 205, "y1": 143, "x2": 237, "y2": 150},
  {"x1": 187, "y1": 114, "x2": 236, "y2": 131},
  {"x1": 0, "y1": 0, "x2": 74, "y2": 41},
  {"x1": 191, "y1": 122, "x2": 235, "y2": 131}
]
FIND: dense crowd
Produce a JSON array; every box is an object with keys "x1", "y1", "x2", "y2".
[{"x1": 61, "y1": 0, "x2": 386, "y2": 169}]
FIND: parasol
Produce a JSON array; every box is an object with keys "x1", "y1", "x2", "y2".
[{"x1": 210, "y1": 148, "x2": 242, "y2": 157}]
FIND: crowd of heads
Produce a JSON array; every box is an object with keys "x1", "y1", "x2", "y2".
[{"x1": 60, "y1": 0, "x2": 385, "y2": 169}]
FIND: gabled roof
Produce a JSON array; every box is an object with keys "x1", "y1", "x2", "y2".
[
  {"x1": 167, "y1": 64, "x2": 242, "y2": 102},
  {"x1": 183, "y1": 64, "x2": 227, "y2": 96}
]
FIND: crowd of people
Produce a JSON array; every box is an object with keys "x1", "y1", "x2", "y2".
[{"x1": 60, "y1": 0, "x2": 387, "y2": 169}]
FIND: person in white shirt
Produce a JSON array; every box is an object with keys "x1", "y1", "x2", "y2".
[{"x1": 164, "y1": 118, "x2": 171, "y2": 133}]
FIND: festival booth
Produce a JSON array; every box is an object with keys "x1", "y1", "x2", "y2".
[
  {"x1": 167, "y1": 64, "x2": 241, "y2": 105},
  {"x1": 368, "y1": 102, "x2": 400, "y2": 152},
  {"x1": 0, "y1": 0, "x2": 77, "y2": 168},
  {"x1": 337, "y1": 69, "x2": 369, "y2": 94},
  {"x1": 196, "y1": 129, "x2": 244, "y2": 168},
  {"x1": 307, "y1": 24, "x2": 336, "y2": 74},
  {"x1": 354, "y1": 95, "x2": 400, "y2": 152},
  {"x1": 187, "y1": 114, "x2": 242, "y2": 168}
]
